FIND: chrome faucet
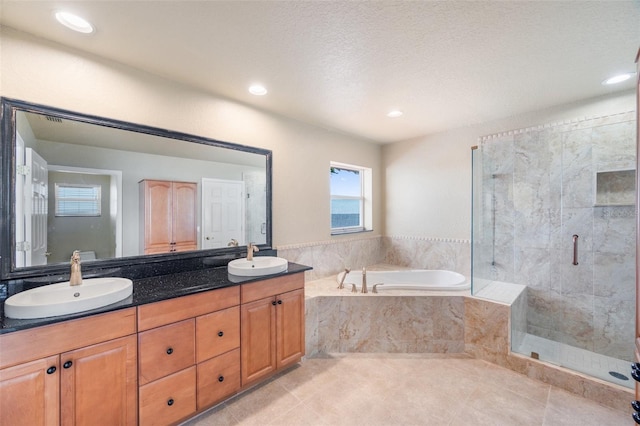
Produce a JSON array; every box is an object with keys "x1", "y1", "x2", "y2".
[
  {"x1": 246, "y1": 242, "x2": 259, "y2": 261},
  {"x1": 70, "y1": 250, "x2": 82, "y2": 286},
  {"x1": 337, "y1": 267, "x2": 351, "y2": 289},
  {"x1": 227, "y1": 239, "x2": 239, "y2": 247},
  {"x1": 361, "y1": 267, "x2": 368, "y2": 293}
]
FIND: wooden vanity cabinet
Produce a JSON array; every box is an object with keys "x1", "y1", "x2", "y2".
[
  {"x1": 136, "y1": 286, "x2": 241, "y2": 425},
  {"x1": 240, "y1": 273, "x2": 305, "y2": 386},
  {"x1": 0, "y1": 308, "x2": 138, "y2": 426},
  {"x1": 0, "y1": 355, "x2": 60, "y2": 426},
  {"x1": 139, "y1": 179, "x2": 197, "y2": 255}
]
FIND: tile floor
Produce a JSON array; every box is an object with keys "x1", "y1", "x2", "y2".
[{"x1": 182, "y1": 353, "x2": 630, "y2": 426}]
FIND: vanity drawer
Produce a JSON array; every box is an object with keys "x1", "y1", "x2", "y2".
[
  {"x1": 196, "y1": 348, "x2": 241, "y2": 409},
  {"x1": 139, "y1": 366, "x2": 196, "y2": 426},
  {"x1": 138, "y1": 319, "x2": 195, "y2": 385},
  {"x1": 137, "y1": 286, "x2": 240, "y2": 331},
  {"x1": 196, "y1": 306, "x2": 240, "y2": 363},
  {"x1": 241, "y1": 273, "x2": 304, "y2": 304}
]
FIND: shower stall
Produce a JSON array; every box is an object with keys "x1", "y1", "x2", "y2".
[{"x1": 471, "y1": 110, "x2": 636, "y2": 388}]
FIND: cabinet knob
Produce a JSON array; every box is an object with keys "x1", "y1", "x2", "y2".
[
  {"x1": 167, "y1": 398, "x2": 174, "y2": 406},
  {"x1": 63, "y1": 361, "x2": 73, "y2": 369},
  {"x1": 634, "y1": 412, "x2": 640, "y2": 425},
  {"x1": 166, "y1": 347, "x2": 174, "y2": 355},
  {"x1": 218, "y1": 375, "x2": 224, "y2": 382},
  {"x1": 277, "y1": 300, "x2": 283, "y2": 305},
  {"x1": 46, "y1": 366, "x2": 57, "y2": 374},
  {"x1": 632, "y1": 401, "x2": 640, "y2": 412},
  {"x1": 271, "y1": 300, "x2": 277, "y2": 306},
  {"x1": 217, "y1": 331, "x2": 224, "y2": 337}
]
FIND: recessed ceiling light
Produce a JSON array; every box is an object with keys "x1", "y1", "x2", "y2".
[
  {"x1": 249, "y1": 84, "x2": 268, "y2": 96},
  {"x1": 387, "y1": 110, "x2": 403, "y2": 118},
  {"x1": 55, "y1": 11, "x2": 94, "y2": 34},
  {"x1": 601, "y1": 72, "x2": 635, "y2": 85}
]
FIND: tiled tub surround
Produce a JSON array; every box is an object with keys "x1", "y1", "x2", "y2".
[
  {"x1": 277, "y1": 235, "x2": 471, "y2": 281},
  {"x1": 475, "y1": 111, "x2": 636, "y2": 363},
  {"x1": 304, "y1": 271, "x2": 633, "y2": 415}
]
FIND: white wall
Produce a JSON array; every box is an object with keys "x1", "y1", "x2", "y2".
[
  {"x1": 0, "y1": 27, "x2": 382, "y2": 247},
  {"x1": 383, "y1": 90, "x2": 636, "y2": 240}
]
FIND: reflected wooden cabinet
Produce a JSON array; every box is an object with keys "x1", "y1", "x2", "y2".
[
  {"x1": 139, "y1": 180, "x2": 197, "y2": 255},
  {"x1": 240, "y1": 274, "x2": 305, "y2": 386}
]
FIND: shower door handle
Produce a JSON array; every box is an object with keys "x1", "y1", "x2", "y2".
[{"x1": 572, "y1": 235, "x2": 579, "y2": 265}]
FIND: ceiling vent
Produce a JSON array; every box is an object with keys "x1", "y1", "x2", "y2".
[{"x1": 44, "y1": 115, "x2": 63, "y2": 123}]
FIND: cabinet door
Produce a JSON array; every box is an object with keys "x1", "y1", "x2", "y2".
[
  {"x1": 60, "y1": 335, "x2": 137, "y2": 426},
  {"x1": 142, "y1": 180, "x2": 173, "y2": 253},
  {"x1": 241, "y1": 297, "x2": 277, "y2": 385},
  {"x1": 276, "y1": 289, "x2": 305, "y2": 368},
  {"x1": 172, "y1": 182, "x2": 197, "y2": 251},
  {"x1": 0, "y1": 355, "x2": 59, "y2": 426}
]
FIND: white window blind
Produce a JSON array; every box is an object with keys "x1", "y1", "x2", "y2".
[{"x1": 55, "y1": 184, "x2": 101, "y2": 217}]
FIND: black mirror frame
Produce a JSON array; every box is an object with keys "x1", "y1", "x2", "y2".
[{"x1": 0, "y1": 97, "x2": 273, "y2": 280}]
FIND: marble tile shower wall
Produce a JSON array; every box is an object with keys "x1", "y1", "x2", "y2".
[
  {"x1": 277, "y1": 235, "x2": 471, "y2": 281},
  {"x1": 476, "y1": 111, "x2": 636, "y2": 362}
]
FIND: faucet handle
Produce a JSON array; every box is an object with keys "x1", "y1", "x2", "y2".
[
  {"x1": 351, "y1": 283, "x2": 358, "y2": 293},
  {"x1": 372, "y1": 283, "x2": 384, "y2": 294}
]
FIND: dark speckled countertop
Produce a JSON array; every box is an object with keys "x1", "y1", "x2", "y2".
[{"x1": 0, "y1": 262, "x2": 311, "y2": 334}]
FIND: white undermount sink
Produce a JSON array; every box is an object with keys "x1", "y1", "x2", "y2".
[
  {"x1": 227, "y1": 256, "x2": 288, "y2": 277},
  {"x1": 4, "y1": 277, "x2": 133, "y2": 319}
]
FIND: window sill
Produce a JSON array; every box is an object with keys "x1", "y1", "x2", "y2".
[{"x1": 331, "y1": 228, "x2": 373, "y2": 236}]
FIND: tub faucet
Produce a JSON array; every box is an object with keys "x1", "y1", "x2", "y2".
[
  {"x1": 70, "y1": 250, "x2": 82, "y2": 286},
  {"x1": 337, "y1": 268, "x2": 351, "y2": 289},
  {"x1": 361, "y1": 267, "x2": 368, "y2": 293},
  {"x1": 246, "y1": 242, "x2": 259, "y2": 261}
]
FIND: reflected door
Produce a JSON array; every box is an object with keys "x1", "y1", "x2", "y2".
[
  {"x1": 201, "y1": 179, "x2": 244, "y2": 249},
  {"x1": 15, "y1": 145, "x2": 48, "y2": 267}
]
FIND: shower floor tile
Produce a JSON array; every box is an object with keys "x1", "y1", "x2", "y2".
[{"x1": 515, "y1": 333, "x2": 633, "y2": 389}]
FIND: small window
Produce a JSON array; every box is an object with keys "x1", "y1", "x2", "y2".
[
  {"x1": 55, "y1": 184, "x2": 101, "y2": 217},
  {"x1": 330, "y1": 162, "x2": 372, "y2": 235}
]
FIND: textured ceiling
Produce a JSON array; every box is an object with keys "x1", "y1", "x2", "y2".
[{"x1": 1, "y1": 1, "x2": 639, "y2": 144}]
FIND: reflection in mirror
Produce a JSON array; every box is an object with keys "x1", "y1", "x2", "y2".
[{"x1": 2, "y1": 98, "x2": 271, "y2": 278}]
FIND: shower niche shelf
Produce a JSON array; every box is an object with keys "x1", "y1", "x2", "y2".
[{"x1": 594, "y1": 168, "x2": 636, "y2": 206}]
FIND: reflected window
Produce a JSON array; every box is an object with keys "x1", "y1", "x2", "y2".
[
  {"x1": 330, "y1": 162, "x2": 372, "y2": 234},
  {"x1": 55, "y1": 184, "x2": 101, "y2": 217}
]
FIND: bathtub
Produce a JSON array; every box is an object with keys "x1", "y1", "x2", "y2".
[{"x1": 337, "y1": 269, "x2": 470, "y2": 291}]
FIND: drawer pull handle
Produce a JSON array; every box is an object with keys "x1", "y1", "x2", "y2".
[
  {"x1": 218, "y1": 331, "x2": 224, "y2": 337},
  {"x1": 63, "y1": 361, "x2": 73, "y2": 369},
  {"x1": 46, "y1": 366, "x2": 57, "y2": 374},
  {"x1": 166, "y1": 347, "x2": 174, "y2": 355},
  {"x1": 167, "y1": 398, "x2": 174, "y2": 406},
  {"x1": 218, "y1": 375, "x2": 224, "y2": 382}
]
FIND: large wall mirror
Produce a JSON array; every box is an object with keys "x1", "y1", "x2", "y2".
[{"x1": 0, "y1": 98, "x2": 272, "y2": 279}]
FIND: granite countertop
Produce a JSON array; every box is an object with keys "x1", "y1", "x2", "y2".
[{"x1": 0, "y1": 262, "x2": 311, "y2": 334}]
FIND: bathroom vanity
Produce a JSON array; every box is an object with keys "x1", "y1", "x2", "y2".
[{"x1": 0, "y1": 264, "x2": 309, "y2": 425}]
